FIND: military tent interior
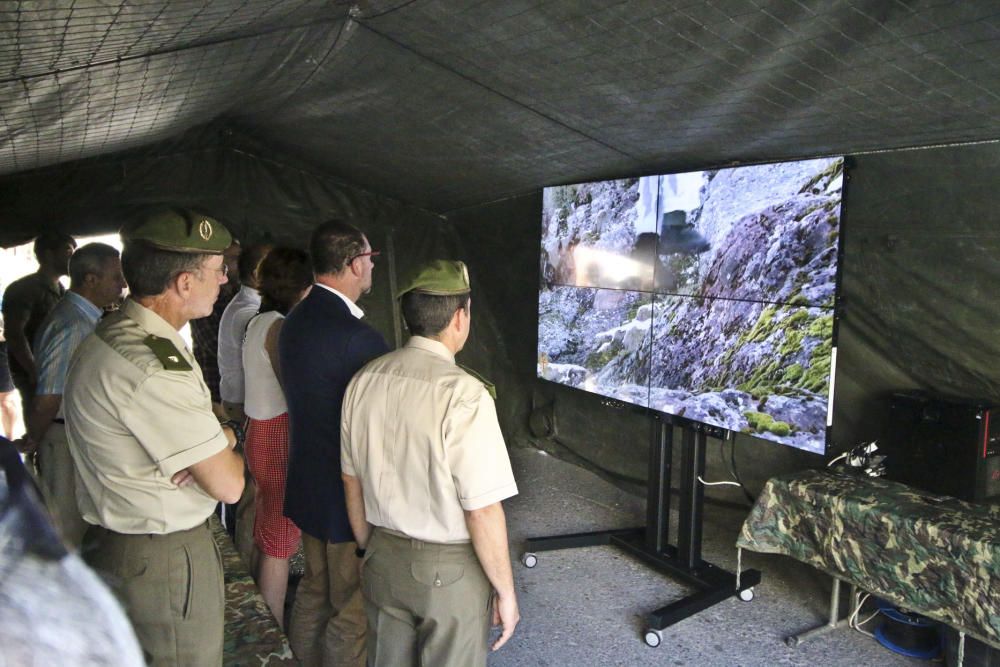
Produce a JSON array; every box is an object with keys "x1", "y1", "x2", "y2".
[{"x1": 2, "y1": 1, "x2": 1000, "y2": 664}]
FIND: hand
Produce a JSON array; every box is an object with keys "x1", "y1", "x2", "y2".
[
  {"x1": 490, "y1": 591, "x2": 519, "y2": 651},
  {"x1": 13, "y1": 436, "x2": 36, "y2": 455},
  {"x1": 171, "y1": 468, "x2": 194, "y2": 487}
]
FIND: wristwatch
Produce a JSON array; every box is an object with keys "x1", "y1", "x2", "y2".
[{"x1": 222, "y1": 419, "x2": 246, "y2": 450}]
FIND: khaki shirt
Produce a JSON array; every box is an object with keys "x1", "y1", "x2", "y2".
[
  {"x1": 341, "y1": 336, "x2": 518, "y2": 544},
  {"x1": 64, "y1": 299, "x2": 230, "y2": 534},
  {"x1": 1, "y1": 271, "x2": 65, "y2": 380}
]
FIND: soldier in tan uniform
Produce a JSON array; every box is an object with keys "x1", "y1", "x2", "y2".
[
  {"x1": 341, "y1": 260, "x2": 520, "y2": 667},
  {"x1": 64, "y1": 208, "x2": 246, "y2": 667}
]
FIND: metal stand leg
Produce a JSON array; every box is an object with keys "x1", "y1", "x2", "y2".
[
  {"x1": 523, "y1": 422, "x2": 761, "y2": 647},
  {"x1": 785, "y1": 577, "x2": 852, "y2": 647}
]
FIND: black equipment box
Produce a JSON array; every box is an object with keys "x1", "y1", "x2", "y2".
[{"x1": 883, "y1": 394, "x2": 1000, "y2": 502}]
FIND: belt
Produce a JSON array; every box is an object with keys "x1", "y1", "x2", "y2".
[
  {"x1": 94, "y1": 518, "x2": 212, "y2": 542},
  {"x1": 373, "y1": 526, "x2": 474, "y2": 553}
]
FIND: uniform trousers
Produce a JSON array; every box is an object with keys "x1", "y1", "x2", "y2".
[
  {"x1": 289, "y1": 534, "x2": 367, "y2": 667},
  {"x1": 11, "y1": 373, "x2": 33, "y2": 425},
  {"x1": 222, "y1": 405, "x2": 255, "y2": 568},
  {"x1": 234, "y1": 473, "x2": 256, "y2": 566},
  {"x1": 36, "y1": 421, "x2": 89, "y2": 548},
  {"x1": 85, "y1": 519, "x2": 224, "y2": 667},
  {"x1": 362, "y1": 527, "x2": 492, "y2": 667}
]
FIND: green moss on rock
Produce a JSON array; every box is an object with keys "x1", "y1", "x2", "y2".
[
  {"x1": 586, "y1": 339, "x2": 623, "y2": 369},
  {"x1": 788, "y1": 293, "x2": 810, "y2": 306},
  {"x1": 746, "y1": 305, "x2": 777, "y2": 343},
  {"x1": 802, "y1": 340, "x2": 831, "y2": 392},
  {"x1": 625, "y1": 301, "x2": 641, "y2": 322},
  {"x1": 778, "y1": 329, "x2": 804, "y2": 357},
  {"x1": 782, "y1": 363, "x2": 803, "y2": 382},
  {"x1": 786, "y1": 309, "x2": 809, "y2": 326},
  {"x1": 744, "y1": 411, "x2": 792, "y2": 436},
  {"x1": 798, "y1": 159, "x2": 843, "y2": 196},
  {"x1": 807, "y1": 313, "x2": 833, "y2": 338}
]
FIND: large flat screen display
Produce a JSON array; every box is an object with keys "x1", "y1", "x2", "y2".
[{"x1": 538, "y1": 157, "x2": 844, "y2": 454}]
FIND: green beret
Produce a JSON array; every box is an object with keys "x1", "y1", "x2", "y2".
[
  {"x1": 397, "y1": 260, "x2": 471, "y2": 298},
  {"x1": 122, "y1": 208, "x2": 232, "y2": 254}
]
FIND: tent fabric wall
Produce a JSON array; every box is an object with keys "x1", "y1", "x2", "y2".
[{"x1": 834, "y1": 142, "x2": 1000, "y2": 440}]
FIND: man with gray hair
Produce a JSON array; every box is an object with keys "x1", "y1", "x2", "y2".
[
  {"x1": 65, "y1": 209, "x2": 245, "y2": 666},
  {"x1": 27, "y1": 242, "x2": 126, "y2": 547},
  {"x1": 341, "y1": 260, "x2": 520, "y2": 667}
]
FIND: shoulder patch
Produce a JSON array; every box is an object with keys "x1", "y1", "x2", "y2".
[
  {"x1": 143, "y1": 335, "x2": 192, "y2": 371},
  {"x1": 458, "y1": 364, "x2": 497, "y2": 400}
]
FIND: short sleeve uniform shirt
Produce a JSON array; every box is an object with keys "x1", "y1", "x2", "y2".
[
  {"x1": 341, "y1": 336, "x2": 518, "y2": 544},
  {"x1": 2, "y1": 272, "x2": 65, "y2": 379},
  {"x1": 64, "y1": 299, "x2": 230, "y2": 534}
]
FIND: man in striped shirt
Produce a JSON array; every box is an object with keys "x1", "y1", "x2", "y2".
[{"x1": 27, "y1": 242, "x2": 126, "y2": 547}]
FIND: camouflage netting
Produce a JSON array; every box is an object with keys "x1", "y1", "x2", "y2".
[
  {"x1": 213, "y1": 518, "x2": 296, "y2": 665},
  {"x1": 3, "y1": 2, "x2": 1000, "y2": 213},
  {"x1": 738, "y1": 469, "x2": 1000, "y2": 647}
]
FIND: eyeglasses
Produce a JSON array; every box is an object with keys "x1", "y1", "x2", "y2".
[
  {"x1": 193, "y1": 263, "x2": 228, "y2": 280},
  {"x1": 349, "y1": 250, "x2": 381, "y2": 264}
]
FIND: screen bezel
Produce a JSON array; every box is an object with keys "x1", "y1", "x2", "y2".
[{"x1": 536, "y1": 155, "x2": 848, "y2": 455}]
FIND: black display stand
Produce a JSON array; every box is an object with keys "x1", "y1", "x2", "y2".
[{"x1": 521, "y1": 417, "x2": 761, "y2": 647}]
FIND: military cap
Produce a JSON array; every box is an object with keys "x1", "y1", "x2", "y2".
[
  {"x1": 121, "y1": 207, "x2": 232, "y2": 254},
  {"x1": 397, "y1": 260, "x2": 471, "y2": 298}
]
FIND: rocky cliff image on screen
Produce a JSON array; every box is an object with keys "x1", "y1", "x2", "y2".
[{"x1": 538, "y1": 157, "x2": 843, "y2": 453}]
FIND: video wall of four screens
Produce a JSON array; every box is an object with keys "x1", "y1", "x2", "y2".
[{"x1": 537, "y1": 157, "x2": 844, "y2": 454}]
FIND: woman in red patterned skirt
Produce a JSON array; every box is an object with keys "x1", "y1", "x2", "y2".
[{"x1": 242, "y1": 247, "x2": 312, "y2": 629}]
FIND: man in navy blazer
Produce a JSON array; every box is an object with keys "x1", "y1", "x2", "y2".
[{"x1": 281, "y1": 219, "x2": 389, "y2": 667}]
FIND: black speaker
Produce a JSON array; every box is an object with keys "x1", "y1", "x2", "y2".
[{"x1": 883, "y1": 394, "x2": 1000, "y2": 502}]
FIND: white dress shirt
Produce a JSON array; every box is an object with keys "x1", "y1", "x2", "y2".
[
  {"x1": 313, "y1": 282, "x2": 365, "y2": 319},
  {"x1": 217, "y1": 285, "x2": 260, "y2": 403}
]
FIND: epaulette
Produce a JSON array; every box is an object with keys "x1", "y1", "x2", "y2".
[
  {"x1": 459, "y1": 364, "x2": 497, "y2": 400},
  {"x1": 142, "y1": 334, "x2": 193, "y2": 371}
]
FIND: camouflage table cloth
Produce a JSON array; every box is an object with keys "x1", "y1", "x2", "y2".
[
  {"x1": 212, "y1": 517, "x2": 298, "y2": 665},
  {"x1": 737, "y1": 468, "x2": 1000, "y2": 647}
]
